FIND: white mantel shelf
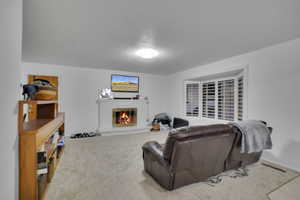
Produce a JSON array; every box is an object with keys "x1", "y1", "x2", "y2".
[
  {"x1": 97, "y1": 98, "x2": 150, "y2": 135},
  {"x1": 98, "y1": 98, "x2": 148, "y2": 102}
]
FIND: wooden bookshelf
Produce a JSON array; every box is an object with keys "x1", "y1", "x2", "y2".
[{"x1": 19, "y1": 100, "x2": 65, "y2": 200}]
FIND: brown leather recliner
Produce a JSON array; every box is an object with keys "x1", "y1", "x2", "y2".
[
  {"x1": 142, "y1": 123, "x2": 272, "y2": 190},
  {"x1": 142, "y1": 124, "x2": 235, "y2": 190}
]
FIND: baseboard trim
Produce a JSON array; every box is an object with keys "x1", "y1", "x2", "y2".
[
  {"x1": 261, "y1": 159, "x2": 300, "y2": 173},
  {"x1": 261, "y1": 163, "x2": 287, "y2": 173},
  {"x1": 97, "y1": 128, "x2": 151, "y2": 136}
]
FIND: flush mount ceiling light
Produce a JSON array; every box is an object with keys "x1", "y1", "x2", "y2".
[{"x1": 135, "y1": 48, "x2": 159, "y2": 59}]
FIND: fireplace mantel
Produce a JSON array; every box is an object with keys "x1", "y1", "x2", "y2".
[{"x1": 97, "y1": 99, "x2": 150, "y2": 135}]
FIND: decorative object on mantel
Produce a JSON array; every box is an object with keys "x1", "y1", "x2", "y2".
[{"x1": 98, "y1": 88, "x2": 113, "y2": 99}]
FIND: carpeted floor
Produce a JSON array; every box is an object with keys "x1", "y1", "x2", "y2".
[{"x1": 46, "y1": 132, "x2": 299, "y2": 200}]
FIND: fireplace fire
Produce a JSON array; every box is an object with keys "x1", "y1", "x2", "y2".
[{"x1": 112, "y1": 108, "x2": 137, "y2": 127}]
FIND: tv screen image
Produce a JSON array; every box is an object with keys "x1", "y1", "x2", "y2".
[{"x1": 111, "y1": 75, "x2": 139, "y2": 92}]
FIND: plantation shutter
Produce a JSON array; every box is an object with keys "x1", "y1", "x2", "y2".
[
  {"x1": 217, "y1": 79, "x2": 235, "y2": 121},
  {"x1": 238, "y1": 76, "x2": 244, "y2": 121},
  {"x1": 202, "y1": 82, "x2": 215, "y2": 119},
  {"x1": 186, "y1": 83, "x2": 199, "y2": 116}
]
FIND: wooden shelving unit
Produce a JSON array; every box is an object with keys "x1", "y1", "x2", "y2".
[{"x1": 18, "y1": 100, "x2": 65, "y2": 200}]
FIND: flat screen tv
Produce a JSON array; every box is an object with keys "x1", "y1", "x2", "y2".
[{"x1": 111, "y1": 74, "x2": 139, "y2": 93}]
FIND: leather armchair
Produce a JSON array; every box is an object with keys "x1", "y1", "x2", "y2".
[{"x1": 142, "y1": 124, "x2": 235, "y2": 190}]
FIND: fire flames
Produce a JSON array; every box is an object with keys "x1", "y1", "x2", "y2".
[{"x1": 118, "y1": 112, "x2": 131, "y2": 125}]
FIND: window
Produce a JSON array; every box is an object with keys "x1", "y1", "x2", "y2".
[
  {"x1": 185, "y1": 74, "x2": 245, "y2": 121},
  {"x1": 202, "y1": 82, "x2": 215, "y2": 119},
  {"x1": 185, "y1": 83, "x2": 199, "y2": 116}
]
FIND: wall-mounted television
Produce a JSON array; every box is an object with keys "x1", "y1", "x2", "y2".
[{"x1": 111, "y1": 74, "x2": 139, "y2": 93}]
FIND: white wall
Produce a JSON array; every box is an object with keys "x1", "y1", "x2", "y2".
[
  {"x1": 21, "y1": 62, "x2": 168, "y2": 135},
  {"x1": 167, "y1": 38, "x2": 300, "y2": 172},
  {"x1": 0, "y1": 1, "x2": 22, "y2": 199}
]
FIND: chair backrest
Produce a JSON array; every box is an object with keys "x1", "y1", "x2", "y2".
[
  {"x1": 162, "y1": 124, "x2": 235, "y2": 188},
  {"x1": 163, "y1": 124, "x2": 233, "y2": 162}
]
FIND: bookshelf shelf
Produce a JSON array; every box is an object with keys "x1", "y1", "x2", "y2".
[{"x1": 19, "y1": 100, "x2": 58, "y2": 105}]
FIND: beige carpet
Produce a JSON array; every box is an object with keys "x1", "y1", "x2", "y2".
[
  {"x1": 268, "y1": 175, "x2": 300, "y2": 200},
  {"x1": 46, "y1": 132, "x2": 299, "y2": 200}
]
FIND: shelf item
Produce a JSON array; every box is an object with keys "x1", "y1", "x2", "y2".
[
  {"x1": 57, "y1": 146, "x2": 64, "y2": 159},
  {"x1": 46, "y1": 143, "x2": 56, "y2": 160},
  {"x1": 37, "y1": 168, "x2": 48, "y2": 176},
  {"x1": 28, "y1": 75, "x2": 58, "y2": 101},
  {"x1": 37, "y1": 151, "x2": 47, "y2": 175}
]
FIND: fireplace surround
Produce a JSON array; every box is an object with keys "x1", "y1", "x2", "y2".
[{"x1": 97, "y1": 99, "x2": 149, "y2": 135}]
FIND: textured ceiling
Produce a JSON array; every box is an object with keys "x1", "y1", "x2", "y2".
[{"x1": 23, "y1": 0, "x2": 300, "y2": 75}]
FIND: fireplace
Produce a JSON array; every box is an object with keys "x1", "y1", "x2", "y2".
[{"x1": 112, "y1": 108, "x2": 137, "y2": 127}]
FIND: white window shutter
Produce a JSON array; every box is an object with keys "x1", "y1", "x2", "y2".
[
  {"x1": 238, "y1": 76, "x2": 243, "y2": 121},
  {"x1": 202, "y1": 82, "x2": 215, "y2": 119},
  {"x1": 186, "y1": 83, "x2": 199, "y2": 116},
  {"x1": 217, "y1": 79, "x2": 235, "y2": 121}
]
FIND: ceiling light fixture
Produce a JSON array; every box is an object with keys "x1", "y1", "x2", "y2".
[{"x1": 135, "y1": 48, "x2": 159, "y2": 59}]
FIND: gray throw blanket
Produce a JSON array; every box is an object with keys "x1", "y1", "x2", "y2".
[{"x1": 232, "y1": 120, "x2": 272, "y2": 153}]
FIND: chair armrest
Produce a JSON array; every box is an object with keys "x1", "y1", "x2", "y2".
[{"x1": 142, "y1": 141, "x2": 168, "y2": 166}]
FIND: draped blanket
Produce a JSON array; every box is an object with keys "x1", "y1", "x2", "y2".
[{"x1": 232, "y1": 120, "x2": 272, "y2": 153}]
